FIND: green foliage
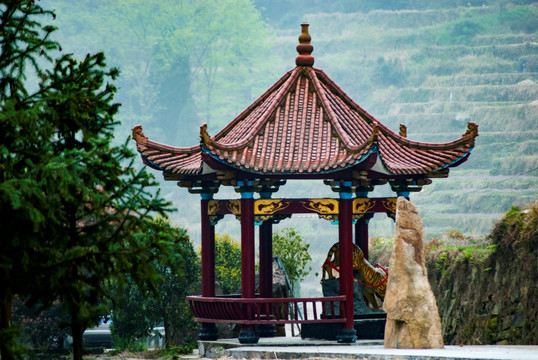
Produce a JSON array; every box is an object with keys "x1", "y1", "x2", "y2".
[
  {"x1": 51, "y1": 0, "x2": 276, "y2": 141},
  {"x1": 498, "y1": 5, "x2": 538, "y2": 33},
  {"x1": 0, "y1": 2, "x2": 187, "y2": 359},
  {"x1": 272, "y1": 228, "x2": 312, "y2": 293},
  {"x1": 214, "y1": 234, "x2": 242, "y2": 295},
  {"x1": 436, "y1": 251, "x2": 449, "y2": 276},
  {"x1": 490, "y1": 201, "x2": 538, "y2": 248},
  {"x1": 110, "y1": 283, "x2": 149, "y2": 349},
  {"x1": 427, "y1": 201, "x2": 537, "y2": 345},
  {"x1": 427, "y1": 230, "x2": 495, "y2": 266},
  {"x1": 12, "y1": 299, "x2": 70, "y2": 354},
  {"x1": 436, "y1": 17, "x2": 484, "y2": 45},
  {"x1": 110, "y1": 218, "x2": 199, "y2": 349},
  {"x1": 156, "y1": 341, "x2": 198, "y2": 358},
  {"x1": 111, "y1": 337, "x2": 147, "y2": 353},
  {"x1": 368, "y1": 236, "x2": 394, "y2": 266}
]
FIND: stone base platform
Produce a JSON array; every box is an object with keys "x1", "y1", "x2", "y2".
[
  {"x1": 301, "y1": 316, "x2": 386, "y2": 341},
  {"x1": 197, "y1": 337, "x2": 538, "y2": 360}
]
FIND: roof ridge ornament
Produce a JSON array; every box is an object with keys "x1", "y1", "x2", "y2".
[
  {"x1": 200, "y1": 123, "x2": 211, "y2": 145},
  {"x1": 463, "y1": 122, "x2": 478, "y2": 139},
  {"x1": 132, "y1": 125, "x2": 148, "y2": 145},
  {"x1": 296, "y1": 23, "x2": 314, "y2": 67}
]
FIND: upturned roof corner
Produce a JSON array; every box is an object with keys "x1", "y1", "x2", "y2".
[{"x1": 132, "y1": 23, "x2": 477, "y2": 183}]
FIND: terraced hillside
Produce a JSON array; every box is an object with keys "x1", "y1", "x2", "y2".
[{"x1": 269, "y1": 2, "x2": 537, "y2": 237}]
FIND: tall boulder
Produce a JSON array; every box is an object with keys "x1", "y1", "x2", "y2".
[{"x1": 383, "y1": 197, "x2": 444, "y2": 349}]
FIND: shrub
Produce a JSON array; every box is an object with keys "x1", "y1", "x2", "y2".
[{"x1": 215, "y1": 234, "x2": 242, "y2": 295}]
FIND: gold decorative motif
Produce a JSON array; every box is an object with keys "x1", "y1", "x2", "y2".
[
  {"x1": 301, "y1": 199, "x2": 339, "y2": 215},
  {"x1": 353, "y1": 198, "x2": 375, "y2": 215},
  {"x1": 255, "y1": 215, "x2": 273, "y2": 223},
  {"x1": 382, "y1": 198, "x2": 397, "y2": 213},
  {"x1": 254, "y1": 199, "x2": 290, "y2": 215},
  {"x1": 227, "y1": 200, "x2": 241, "y2": 216},
  {"x1": 319, "y1": 214, "x2": 338, "y2": 222},
  {"x1": 216, "y1": 171, "x2": 235, "y2": 181},
  {"x1": 216, "y1": 171, "x2": 236, "y2": 186},
  {"x1": 209, "y1": 215, "x2": 224, "y2": 226},
  {"x1": 207, "y1": 200, "x2": 220, "y2": 216}
]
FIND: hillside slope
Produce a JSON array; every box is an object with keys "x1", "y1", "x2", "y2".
[
  {"x1": 426, "y1": 202, "x2": 537, "y2": 345},
  {"x1": 264, "y1": 2, "x2": 537, "y2": 237}
]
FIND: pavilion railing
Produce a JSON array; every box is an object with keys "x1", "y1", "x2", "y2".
[{"x1": 186, "y1": 295, "x2": 347, "y2": 325}]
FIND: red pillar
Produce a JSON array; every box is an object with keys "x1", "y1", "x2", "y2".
[
  {"x1": 200, "y1": 197, "x2": 215, "y2": 297},
  {"x1": 240, "y1": 195, "x2": 255, "y2": 299},
  {"x1": 259, "y1": 220, "x2": 273, "y2": 299},
  {"x1": 355, "y1": 217, "x2": 369, "y2": 260},
  {"x1": 258, "y1": 219, "x2": 277, "y2": 338},
  {"x1": 338, "y1": 190, "x2": 357, "y2": 343},
  {"x1": 238, "y1": 184, "x2": 259, "y2": 344},
  {"x1": 199, "y1": 195, "x2": 217, "y2": 340}
]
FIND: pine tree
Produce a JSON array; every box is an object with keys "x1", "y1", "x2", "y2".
[
  {"x1": 1, "y1": 2, "x2": 185, "y2": 359},
  {"x1": 1, "y1": 2, "x2": 60, "y2": 358}
]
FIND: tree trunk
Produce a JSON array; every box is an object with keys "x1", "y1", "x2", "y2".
[
  {"x1": 0, "y1": 281, "x2": 15, "y2": 360},
  {"x1": 162, "y1": 307, "x2": 171, "y2": 348},
  {"x1": 70, "y1": 312, "x2": 84, "y2": 360}
]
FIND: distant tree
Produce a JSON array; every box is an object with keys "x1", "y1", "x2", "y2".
[
  {"x1": 272, "y1": 228, "x2": 312, "y2": 293},
  {"x1": 498, "y1": 5, "x2": 538, "y2": 34},
  {"x1": 450, "y1": 19, "x2": 483, "y2": 43},
  {"x1": 0, "y1": 2, "x2": 181, "y2": 360},
  {"x1": 110, "y1": 218, "x2": 200, "y2": 349},
  {"x1": 215, "y1": 234, "x2": 242, "y2": 295},
  {"x1": 373, "y1": 56, "x2": 408, "y2": 87},
  {"x1": 11, "y1": 299, "x2": 69, "y2": 354},
  {"x1": 50, "y1": 0, "x2": 277, "y2": 141}
]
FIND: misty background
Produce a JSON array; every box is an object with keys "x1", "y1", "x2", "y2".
[{"x1": 43, "y1": 0, "x2": 537, "y2": 296}]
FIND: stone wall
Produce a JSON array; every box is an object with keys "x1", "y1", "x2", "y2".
[{"x1": 425, "y1": 205, "x2": 537, "y2": 345}]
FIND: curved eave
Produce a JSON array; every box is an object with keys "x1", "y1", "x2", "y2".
[
  {"x1": 132, "y1": 125, "x2": 204, "y2": 176},
  {"x1": 310, "y1": 67, "x2": 479, "y2": 175},
  {"x1": 376, "y1": 123, "x2": 478, "y2": 175},
  {"x1": 201, "y1": 145, "x2": 377, "y2": 176}
]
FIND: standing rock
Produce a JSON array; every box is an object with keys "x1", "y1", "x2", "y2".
[{"x1": 383, "y1": 197, "x2": 444, "y2": 349}]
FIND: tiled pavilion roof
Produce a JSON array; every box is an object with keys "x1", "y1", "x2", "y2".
[{"x1": 133, "y1": 23, "x2": 477, "y2": 182}]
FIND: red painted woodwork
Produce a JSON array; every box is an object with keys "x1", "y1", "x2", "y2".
[
  {"x1": 208, "y1": 197, "x2": 396, "y2": 216},
  {"x1": 132, "y1": 23, "x2": 478, "y2": 343},
  {"x1": 355, "y1": 218, "x2": 369, "y2": 260},
  {"x1": 187, "y1": 295, "x2": 346, "y2": 325},
  {"x1": 339, "y1": 197, "x2": 354, "y2": 331},
  {"x1": 259, "y1": 221, "x2": 273, "y2": 299},
  {"x1": 240, "y1": 196, "x2": 255, "y2": 299},
  {"x1": 201, "y1": 199, "x2": 215, "y2": 297}
]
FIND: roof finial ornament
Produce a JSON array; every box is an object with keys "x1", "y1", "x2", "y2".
[{"x1": 296, "y1": 23, "x2": 314, "y2": 67}]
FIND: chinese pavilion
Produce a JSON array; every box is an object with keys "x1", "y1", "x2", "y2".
[{"x1": 132, "y1": 23, "x2": 478, "y2": 344}]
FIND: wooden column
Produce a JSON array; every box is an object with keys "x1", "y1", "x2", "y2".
[
  {"x1": 258, "y1": 219, "x2": 277, "y2": 338},
  {"x1": 199, "y1": 194, "x2": 217, "y2": 340},
  {"x1": 259, "y1": 220, "x2": 273, "y2": 299},
  {"x1": 240, "y1": 195, "x2": 255, "y2": 299},
  {"x1": 200, "y1": 196, "x2": 215, "y2": 297},
  {"x1": 338, "y1": 190, "x2": 357, "y2": 343},
  {"x1": 238, "y1": 182, "x2": 259, "y2": 344},
  {"x1": 355, "y1": 214, "x2": 373, "y2": 260}
]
